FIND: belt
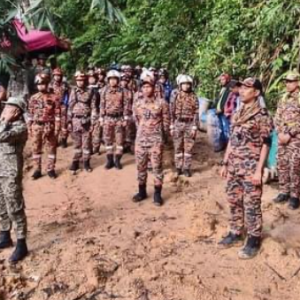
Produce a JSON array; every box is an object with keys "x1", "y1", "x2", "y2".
[
  {"x1": 34, "y1": 121, "x2": 54, "y2": 125},
  {"x1": 106, "y1": 113, "x2": 123, "y2": 118},
  {"x1": 73, "y1": 115, "x2": 88, "y2": 119},
  {"x1": 176, "y1": 117, "x2": 194, "y2": 122}
]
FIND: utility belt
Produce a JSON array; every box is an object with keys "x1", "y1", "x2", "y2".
[
  {"x1": 176, "y1": 117, "x2": 194, "y2": 123},
  {"x1": 106, "y1": 113, "x2": 123, "y2": 118}
]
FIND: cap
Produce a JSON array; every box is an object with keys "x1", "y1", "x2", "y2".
[
  {"x1": 179, "y1": 75, "x2": 193, "y2": 85},
  {"x1": 5, "y1": 96, "x2": 27, "y2": 112},
  {"x1": 284, "y1": 71, "x2": 300, "y2": 81},
  {"x1": 35, "y1": 73, "x2": 50, "y2": 84},
  {"x1": 52, "y1": 68, "x2": 63, "y2": 76},
  {"x1": 74, "y1": 71, "x2": 86, "y2": 80},
  {"x1": 107, "y1": 70, "x2": 121, "y2": 79},
  {"x1": 240, "y1": 77, "x2": 263, "y2": 93}
]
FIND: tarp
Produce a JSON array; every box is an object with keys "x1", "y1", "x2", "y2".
[{"x1": 1, "y1": 20, "x2": 70, "y2": 54}]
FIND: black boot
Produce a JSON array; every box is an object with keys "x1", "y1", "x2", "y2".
[
  {"x1": 69, "y1": 161, "x2": 80, "y2": 172},
  {"x1": 9, "y1": 239, "x2": 28, "y2": 263},
  {"x1": 115, "y1": 155, "x2": 123, "y2": 170},
  {"x1": 47, "y1": 170, "x2": 57, "y2": 179},
  {"x1": 288, "y1": 197, "x2": 300, "y2": 210},
  {"x1": 61, "y1": 138, "x2": 68, "y2": 149},
  {"x1": 132, "y1": 184, "x2": 148, "y2": 202},
  {"x1": 92, "y1": 147, "x2": 100, "y2": 156},
  {"x1": 218, "y1": 232, "x2": 243, "y2": 248},
  {"x1": 105, "y1": 154, "x2": 115, "y2": 169},
  {"x1": 273, "y1": 193, "x2": 289, "y2": 204},
  {"x1": 83, "y1": 160, "x2": 93, "y2": 172},
  {"x1": 238, "y1": 235, "x2": 261, "y2": 259},
  {"x1": 32, "y1": 170, "x2": 42, "y2": 180},
  {"x1": 183, "y1": 169, "x2": 192, "y2": 177},
  {"x1": 0, "y1": 231, "x2": 13, "y2": 249},
  {"x1": 176, "y1": 168, "x2": 183, "y2": 176},
  {"x1": 153, "y1": 186, "x2": 163, "y2": 206}
]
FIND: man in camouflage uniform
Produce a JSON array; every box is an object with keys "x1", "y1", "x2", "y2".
[
  {"x1": 170, "y1": 75, "x2": 199, "y2": 177},
  {"x1": 100, "y1": 70, "x2": 130, "y2": 170},
  {"x1": 120, "y1": 73, "x2": 135, "y2": 154},
  {"x1": 219, "y1": 78, "x2": 273, "y2": 259},
  {"x1": 97, "y1": 68, "x2": 106, "y2": 89},
  {"x1": 28, "y1": 74, "x2": 61, "y2": 180},
  {"x1": 149, "y1": 67, "x2": 165, "y2": 99},
  {"x1": 68, "y1": 71, "x2": 97, "y2": 173},
  {"x1": 0, "y1": 96, "x2": 28, "y2": 262},
  {"x1": 274, "y1": 72, "x2": 300, "y2": 210},
  {"x1": 132, "y1": 71, "x2": 170, "y2": 206},
  {"x1": 49, "y1": 68, "x2": 69, "y2": 148}
]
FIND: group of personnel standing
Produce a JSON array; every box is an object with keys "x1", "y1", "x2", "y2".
[{"x1": 1, "y1": 53, "x2": 300, "y2": 264}]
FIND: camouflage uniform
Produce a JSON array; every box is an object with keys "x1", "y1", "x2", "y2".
[
  {"x1": 133, "y1": 94, "x2": 170, "y2": 186},
  {"x1": 100, "y1": 86, "x2": 129, "y2": 156},
  {"x1": 124, "y1": 88, "x2": 135, "y2": 151},
  {"x1": 28, "y1": 92, "x2": 61, "y2": 172},
  {"x1": 227, "y1": 104, "x2": 273, "y2": 237},
  {"x1": 170, "y1": 90, "x2": 199, "y2": 170},
  {"x1": 68, "y1": 87, "x2": 97, "y2": 163},
  {"x1": 0, "y1": 120, "x2": 28, "y2": 239},
  {"x1": 274, "y1": 91, "x2": 300, "y2": 198},
  {"x1": 50, "y1": 81, "x2": 69, "y2": 142}
]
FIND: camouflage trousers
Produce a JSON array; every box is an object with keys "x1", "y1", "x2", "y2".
[
  {"x1": 71, "y1": 119, "x2": 92, "y2": 162},
  {"x1": 103, "y1": 117, "x2": 124, "y2": 155},
  {"x1": 32, "y1": 122, "x2": 57, "y2": 171},
  {"x1": 173, "y1": 121, "x2": 196, "y2": 170},
  {"x1": 277, "y1": 142, "x2": 300, "y2": 198},
  {"x1": 125, "y1": 117, "x2": 136, "y2": 146},
  {"x1": 135, "y1": 142, "x2": 164, "y2": 186},
  {"x1": 92, "y1": 121, "x2": 103, "y2": 152},
  {"x1": 0, "y1": 176, "x2": 27, "y2": 239},
  {"x1": 226, "y1": 156, "x2": 263, "y2": 237},
  {"x1": 60, "y1": 105, "x2": 69, "y2": 140}
]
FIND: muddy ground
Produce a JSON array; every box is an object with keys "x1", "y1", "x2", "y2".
[{"x1": 0, "y1": 133, "x2": 300, "y2": 300}]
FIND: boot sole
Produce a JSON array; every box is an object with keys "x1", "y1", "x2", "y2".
[{"x1": 217, "y1": 240, "x2": 244, "y2": 249}]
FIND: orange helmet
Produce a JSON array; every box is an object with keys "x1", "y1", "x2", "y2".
[{"x1": 53, "y1": 68, "x2": 63, "y2": 76}]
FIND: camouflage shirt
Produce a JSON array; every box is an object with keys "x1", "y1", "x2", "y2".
[
  {"x1": 133, "y1": 95, "x2": 170, "y2": 146},
  {"x1": 49, "y1": 81, "x2": 67, "y2": 104},
  {"x1": 170, "y1": 90, "x2": 199, "y2": 126},
  {"x1": 0, "y1": 120, "x2": 27, "y2": 177},
  {"x1": 100, "y1": 86, "x2": 130, "y2": 119},
  {"x1": 229, "y1": 107, "x2": 273, "y2": 161},
  {"x1": 274, "y1": 91, "x2": 300, "y2": 137},
  {"x1": 68, "y1": 87, "x2": 98, "y2": 123},
  {"x1": 28, "y1": 92, "x2": 61, "y2": 129}
]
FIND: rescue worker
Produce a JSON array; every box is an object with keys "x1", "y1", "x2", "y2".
[
  {"x1": 132, "y1": 71, "x2": 170, "y2": 206},
  {"x1": 49, "y1": 68, "x2": 69, "y2": 148},
  {"x1": 97, "y1": 68, "x2": 106, "y2": 89},
  {"x1": 100, "y1": 70, "x2": 130, "y2": 169},
  {"x1": 219, "y1": 78, "x2": 273, "y2": 259},
  {"x1": 159, "y1": 68, "x2": 173, "y2": 103},
  {"x1": 68, "y1": 71, "x2": 98, "y2": 173},
  {"x1": 28, "y1": 73, "x2": 61, "y2": 180},
  {"x1": 170, "y1": 75, "x2": 199, "y2": 177},
  {"x1": 123, "y1": 65, "x2": 138, "y2": 93},
  {"x1": 273, "y1": 71, "x2": 300, "y2": 209},
  {"x1": 149, "y1": 67, "x2": 165, "y2": 99},
  {"x1": 0, "y1": 96, "x2": 28, "y2": 262}
]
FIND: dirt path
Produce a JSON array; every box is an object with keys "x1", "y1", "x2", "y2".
[{"x1": 1, "y1": 133, "x2": 300, "y2": 300}]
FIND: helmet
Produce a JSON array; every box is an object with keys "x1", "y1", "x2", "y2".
[
  {"x1": 121, "y1": 73, "x2": 130, "y2": 81},
  {"x1": 35, "y1": 73, "x2": 50, "y2": 85},
  {"x1": 96, "y1": 67, "x2": 106, "y2": 76},
  {"x1": 141, "y1": 70, "x2": 155, "y2": 85},
  {"x1": 74, "y1": 71, "x2": 86, "y2": 80},
  {"x1": 87, "y1": 69, "x2": 97, "y2": 78},
  {"x1": 107, "y1": 70, "x2": 121, "y2": 80},
  {"x1": 284, "y1": 71, "x2": 300, "y2": 81},
  {"x1": 159, "y1": 68, "x2": 168, "y2": 77},
  {"x1": 5, "y1": 96, "x2": 27, "y2": 112},
  {"x1": 109, "y1": 63, "x2": 120, "y2": 71},
  {"x1": 176, "y1": 74, "x2": 184, "y2": 85},
  {"x1": 52, "y1": 68, "x2": 63, "y2": 76},
  {"x1": 178, "y1": 75, "x2": 193, "y2": 85}
]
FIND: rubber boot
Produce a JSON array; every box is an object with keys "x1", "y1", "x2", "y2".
[
  {"x1": 47, "y1": 170, "x2": 57, "y2": 179},
  {"x1": 273, "y1": 193, "x2": 289, "y2": 204},
  {"x1": 132, "y1": 184, "x2": 148, "y2": 202},
  {"x1": 183, "y1": 169, "x2": 192, "y2": 178},
  {"x1": 115, "y1": 155, "x2": 123, "y2": 170},
  {"x1": 176, "y1": 168, "x2": 183, "y2": 176},
  {"x1": 288, "y1": 197, "x2": 300, "y2": 210},
  {"x1": 105, "y1": 154, "x2": 115, "y2": 170},
  {"x1": 0, "y1": 231, "x2": 13, "y2": 249},
  {"x1": 32, "y1": 170, "x2": 42, "y2": 180},
  {"x1": 69, "y1": 161, "x2": 80, "y2": 174},
  {"x1": 83, "y1": 160, "x2": 93, "y2": 172},
  {"x1": 218, "y1": 232, "x2": 243, "y2": 248},
  {"x1": 238, "y1": 235, "x2": 261, "y2": 259},
  {"x1": 61, "y1": 138, "x2": 68, "y2": 149},
  {"x1": 9, "y1": 239, "x2": 28, "y2": 263},
  {"x1": 153, "y1": 185, "x2": 163, "y2": 206}
]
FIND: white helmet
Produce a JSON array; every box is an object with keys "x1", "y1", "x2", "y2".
[
  {"x1": 140, "y1": 70, "x2": 155, "y2": 85},
  {"x1": 176, "y1": 74, "x2": 184, "y2": 85},
  {"x1": 107, "y1": 70, "x2": 121, "y2": 80},
  {"x1": 178, "y1": 75, "x2": 193, "y2": 85}
]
